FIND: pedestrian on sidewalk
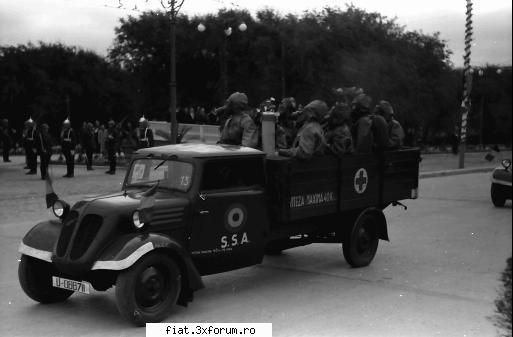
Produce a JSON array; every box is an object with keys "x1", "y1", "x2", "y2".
[
  {"x1": 60, "y1": 118, "x2": 76, "y2": 178},
  {"x1": 37, "y1": 123, "x2": 52, "y2": 180}
]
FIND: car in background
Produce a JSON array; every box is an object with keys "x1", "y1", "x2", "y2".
[{"x1": 491, "y1": 159, "x2": 512, "y2": 207}]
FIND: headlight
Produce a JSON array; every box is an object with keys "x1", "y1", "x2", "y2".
[
  {"x1": 502, "y1": 159, "x2": 511, "y2": 170},
  {"x1": 52, "y1": 200, "x2": 70, "y2": 219},
  {"x1": 132, "y1": 210, "x2": 145, "y2": 229}
]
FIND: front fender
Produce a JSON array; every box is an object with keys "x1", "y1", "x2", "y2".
[
  {"x1": 92, "y1": 233, "x2": 204, "y2": 291},
  {"x1": 18, "y1": 220, "x2": 63, "y2": 262},
  {"x1": 492, "y1": 168, "x2": 512, "y2": 187}
]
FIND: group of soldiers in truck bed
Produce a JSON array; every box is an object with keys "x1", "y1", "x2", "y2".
[{"x1": 217, "y1": 89, "x2": 405, "y2": 160}]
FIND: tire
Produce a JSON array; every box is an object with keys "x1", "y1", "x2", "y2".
[
  {"x1": 343, "y1": 211, "x2": 379, "y2": 268},
  {"x1": 115, "y1": 252, "x2": 182, "y2": 326},
  {"x1": 18, "y1": 255, "x2": 73, "y2": 303},
  {"x1": 491, "y1": 183, "x2": 506, "y2": 207}
]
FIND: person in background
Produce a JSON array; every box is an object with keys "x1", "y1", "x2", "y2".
[
  {"x1": 24, "y1": 118, "x2": 38, "y2": 174},
  {"x1": 105, "y1": 120, "x2": 118, "y2": 175},
  {"x1": 196, "y1": 107, "x2": 208, "y2": 124},
  {"x1": 276, "y1": 97, "x2": 297, "y2": 149},
  {"x1": 374, "y1": 100, "x2": 404, "y2": 149},
  {"x1": 1, "y1": 118, "x2": 12, "y2": 162},
  {"x1": 218, "y1": 92, "x2": 259, "y2": 149},
  {"x1": 37, "y1": 123, "x2": 52, "y2": 179},
  {"x1": 207, "y1": 107, "x2": 219, "y2": 125},
  {"x1": 60, "y1": 118, "x2": 76, "y2": 178},
  {"x1": 137, "y1": 116, "x2": 154, "y2": 149},
  {"x1": 325, "y1": 102, "x2": 354, "y2": 156},
  {"x1": 97, "y1": 124, "x2": 107, "y2": 160},
  {"x1": 279, "y1": 100, "x2": 328, "y2": 160},
  {"x1": 82, "y1": 122, "x2": 96, "y2": 170},
  {"x1": 182, "y1": 106, "x2": 196, "y2": 124}
]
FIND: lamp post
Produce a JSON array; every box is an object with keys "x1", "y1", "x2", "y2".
[
  {"x1": 160, "y1": 0, "x2": 185, "y2": 144},
  {"x1": 197, "y1": 22, "x2": 247, "y2": 101}
]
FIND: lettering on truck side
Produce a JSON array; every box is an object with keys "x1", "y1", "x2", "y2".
[{"x1": 289, "y1": 191, "x2": 336, "y2": 208}]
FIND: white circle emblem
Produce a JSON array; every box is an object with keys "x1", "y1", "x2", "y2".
[
  {"x1": 354, "y1": 168, "x2": 368, "y2": 194},
  {"x1": 227, "y1": 207, "x2": 245, "y2": 229}
]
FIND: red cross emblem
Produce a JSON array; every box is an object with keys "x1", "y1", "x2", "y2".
[{"x1": 354, "y1": 168, "x2": 368, "y2": 194}]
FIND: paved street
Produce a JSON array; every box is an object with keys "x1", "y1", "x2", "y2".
[{"x1": 0, "y1": 156, "x2": 511, "y2": 337}]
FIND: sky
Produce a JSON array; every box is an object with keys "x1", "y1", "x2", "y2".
[{"x1": 0, "y1": 0, "x2": 511, "y2": 68}]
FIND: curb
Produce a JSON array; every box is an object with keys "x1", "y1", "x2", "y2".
[{"x1": 420, "y1": 166, "x2": 495, "y2": 179}]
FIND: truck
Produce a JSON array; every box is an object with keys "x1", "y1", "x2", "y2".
[{"x1": 18, "y1": 143, "x2": 420, "y2": 326}]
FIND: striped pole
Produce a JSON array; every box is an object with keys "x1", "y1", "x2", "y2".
[{"x1": 459, "y1": 0, "x2": 473, "y2": 168}]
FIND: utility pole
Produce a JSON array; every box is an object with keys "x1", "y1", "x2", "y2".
[
  {"x1": 160, "y1": 0, "x2": 185, "y2": 144},
  {"x1": 459, "y1": 0, "x2": 473, "y2": 168}
]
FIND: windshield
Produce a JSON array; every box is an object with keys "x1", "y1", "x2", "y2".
[{"x1": 126, "y1": 159, "x2": 193, "y2": 192}]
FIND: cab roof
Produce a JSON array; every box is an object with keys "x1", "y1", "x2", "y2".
[{"x1": 135, "y1": 143, "x2": 265, "y2": 159}]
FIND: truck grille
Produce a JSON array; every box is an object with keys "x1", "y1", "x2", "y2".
[
  {"x1": 70, "y1": 214, "x2": 103, "y2": 260},
  {"x1": 56, "y1": 211, "x2": 79, "y2": 256},
  {"x1": 151, "y1": 207, "x2": 184, "y2": 227}
]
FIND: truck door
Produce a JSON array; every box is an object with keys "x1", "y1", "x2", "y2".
[{"x1": 190, "y1": 156, "x2": 268, "y2": 275}]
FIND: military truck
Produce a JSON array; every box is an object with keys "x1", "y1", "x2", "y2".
[{"x1": 18, "y1": 143, "x2": 420, "y2": 326}]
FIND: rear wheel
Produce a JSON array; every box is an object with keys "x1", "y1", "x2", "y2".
[
  {"x1": 343, "y1": 211, "x2": 379, "y2": 268},
  {"x1": 491, "y1": 183, "x2": 506, "y2": 207},
  {"x1": 18, "y1": 255, "x2": 74, "y2": 303},
  {"x1": 115, "y1": 252, "x2": 182, "y2": 326}
]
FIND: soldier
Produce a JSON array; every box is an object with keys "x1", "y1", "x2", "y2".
[
  {"x1": 351, "y1": 94, "x2": 389, "y2": 152},
  {"x1": 218, "y1": 92, "x2": 259, "y2": 148},
  {"x1": 325, "y1": 103, "x2": 354, "y2": 156},
  {"x1": 105, "y1": 120, "x2": 118, "y2": 175},
  {"x1": 60, "y1": 118, "x2": 76, "y2": 177},
  {"x1": 24, "y1": 118, "x2": 38, "y2": 174},
  {"x1": 276, "y1": 97, "x2": 297, "y2": 149},
  {"x1": 279, "y1": 100, "x2": 328, "y2": 160},
  {"x1": 37, "y1": 123, "x2": 52, "y2": 180},
  {"x1": 137, "y1": 116, "x2": 154, "y2": 149},
  {"x1": 1, "y1": 118, "x2": 12, "y2": 162},
  {"x1": 374, "y1": 100, "x2": 405, "y2": 149}
]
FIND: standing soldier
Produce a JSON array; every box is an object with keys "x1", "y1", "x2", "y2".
[
  {"x1": 218, "y1": 92, "x2": 259, "y2": 148},
  {"x1": 105, "y1": 120, "x2": 118, "y2": 175},
  {"x1": 1, "y1": 118, "x2": 12, "y2": 162},
  {"x1": 137, "y1": 116, "x2": 154, "y2": 149},
  {"x1": 60, "y1": 118, "x2": 76, "y2": 177},
  {"x1": 37, "y1": 123, "x2": 52, "y2": 180},
  {"x1": 24, "y1": 118, "x2": 38, "y2": 174}
]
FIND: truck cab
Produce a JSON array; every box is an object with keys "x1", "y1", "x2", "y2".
[{"x1": 18, "y1": 143, "x2": 420, "y2": 326}]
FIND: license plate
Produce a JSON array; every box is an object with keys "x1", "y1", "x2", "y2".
[{"x1": 52, "y1": 276, "x2": 90, "y2": 294}]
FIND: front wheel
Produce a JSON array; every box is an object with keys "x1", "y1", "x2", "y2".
[
  {"x1": 115, "y1": 252, "x2": 182, "y2": 326},
  {"x1": 18, "y1": 255, "x2": 74, "y2": 303},
  {"x1": 343, "y1": 212, "x2": 379, "y2": 268},
  {"x1": 491, "y1": 183, "x2": 507, "y2": 207}
]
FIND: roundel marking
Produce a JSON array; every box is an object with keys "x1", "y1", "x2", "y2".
[
  {"x1": 354, "y1": 168, "x2": 368, "y2": 194},
  {"x1": 225, "y1": 204, "x2": 247, "y2": 232}
]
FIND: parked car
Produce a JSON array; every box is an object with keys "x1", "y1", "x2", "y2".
[{"x1": 491, "y1": 159, "x2": 512, "y2": 207}]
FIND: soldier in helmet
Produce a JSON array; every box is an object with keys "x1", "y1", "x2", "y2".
[
  {"x1": 105, "y1": 120, "x2": 118, "y2": 174},
  {"x1": 37, "y1": 123, "x2": 52, "y2": 180},
  {"x1": 351, "y1": 94, "x2": 389, "y2": 152},
  {"x1": 374, "y1": 100, "x2": 405, "y2": 149},
  {"x1": 325, "y1": 102, "x2": 354, "y2": 156},
  {"x1": 279, "y1": 100, "x2": 328, "y2": 160},
  {"x1": 60, "y1": 118, "x2": 76, "y2": 177},
  {"x1": 137, "y1": 116, "x2": 154, "y2": 149},
  {"x1": 218, "y1": 92, "x2": 259, "y2": 148},
  {"x1": 24, "y1": 118, "x2": 38, "y2": 174}
]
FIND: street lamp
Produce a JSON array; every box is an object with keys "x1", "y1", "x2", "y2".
[
  {"x1": 197, "y1": 21, "x2": 247, "y2": 100},
  {"x1": 160, "y1": 0, "x2": 185, "y2": 144}
]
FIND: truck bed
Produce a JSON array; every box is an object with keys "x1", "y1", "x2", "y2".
[{"x1": 266, "y1": 148, "x2": 420, "y2": 226}]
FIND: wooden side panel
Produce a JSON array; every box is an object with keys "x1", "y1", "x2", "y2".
[
  {"x1": 382, "y1": 148, "x2": 420, "y2": 204},
  {"x1": 339, "y1": 153, "x2": 380, "y2": 211}
]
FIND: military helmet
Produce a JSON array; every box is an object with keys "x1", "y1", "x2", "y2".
[
  {"x1": 376, "y1": 100, "x2": 394, "y2": 117},
  {"x1": 351, "y1": 94, "x2": 372, "y2": 111}
]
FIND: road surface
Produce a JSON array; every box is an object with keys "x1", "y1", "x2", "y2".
[{"x1": 0, "y1": 162, "x2": 511, "y2": 337}]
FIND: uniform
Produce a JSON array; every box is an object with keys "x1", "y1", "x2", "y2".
[
  {"x1": 105, "y1": 123, "x2": 119, "y2": 174},
  {"x1": 24, "y1": 125, "x2": 38, "y2": 174},
  {"x1": 326, "y1": 124, "x2": 353, "y2": 156},
  {"x1": 60, "y1": 124, "x2": 76, "y2": 177},
  {"x1": 389, "y1": 118, "x2": 405, "y2": 148},
  {"x1": 220, "y1": 112, "x2": 259, "y2": 148},
  {"x1": 218, "y1": 92, "x2": 259, "y2": 149},
  {"x1": 279, "y1": 100, "x2": 328, "y2": 160},
  {"x1": 37, "y1": 125, "x2": 52, "y2": 179},
  {"x1": 138, "y1": 127, "x2": 154, "y2": 148}
]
